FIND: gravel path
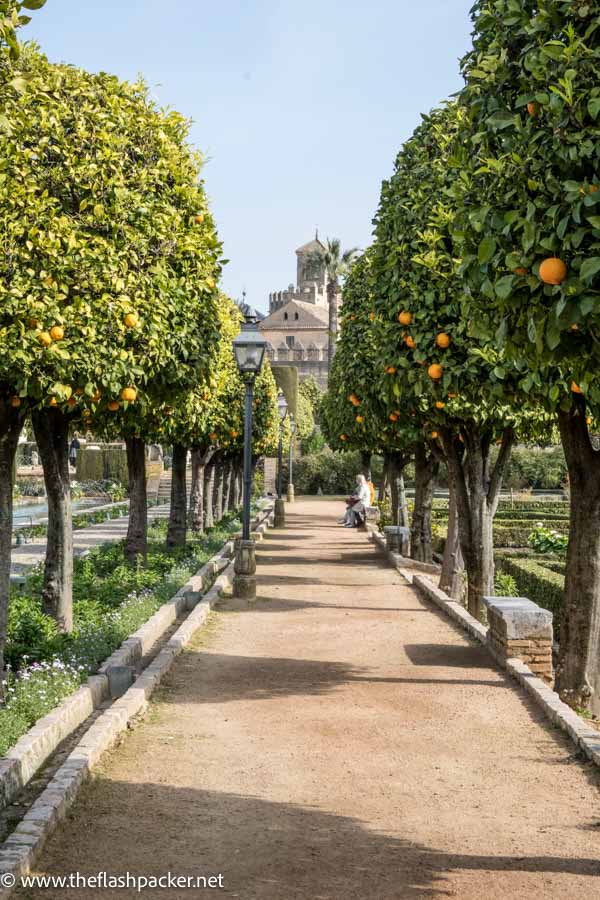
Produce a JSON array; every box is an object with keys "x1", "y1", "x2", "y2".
[
  {"x1": 10, "y1": 505, "x2": 170, "y2": 575},
  {"x1": 18, "y1": 498, "x2": 600, "y2": 899}
]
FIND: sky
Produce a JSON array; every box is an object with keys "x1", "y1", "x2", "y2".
[{"x1": 27, "y1": 0, "x2": 474, "y2": 314}]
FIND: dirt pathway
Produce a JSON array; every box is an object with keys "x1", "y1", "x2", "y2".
[{"x1": 18, "y1": 498, "x2": 600, "y2": 899}]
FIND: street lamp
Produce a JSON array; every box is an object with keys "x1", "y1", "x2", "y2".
[
  {"x1": 232, "y1": 312, "x2": 266, "y2": 599},
  {"x1": 275, "y1": 392, "x2": 288, "y2": 527},
  {"x1": 287, "y1": 413, "x2": 297, "y2": 503}
]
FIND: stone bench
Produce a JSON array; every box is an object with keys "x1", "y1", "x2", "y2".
[
  {"x1": 383, "y1": 525, "x2": 410, "y2": 556},
  {"x1": 483, "y1": 596, "x2": 553, "y2": 682}
]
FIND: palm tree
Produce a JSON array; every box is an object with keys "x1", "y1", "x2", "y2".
[{"x1": 308, "y1": 238, "x2": 359, "y2": 371}]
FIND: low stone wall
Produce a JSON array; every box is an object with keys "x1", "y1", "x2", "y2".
[{"x1": 484, "y1": 596, "x2": 553, "y2": 682}]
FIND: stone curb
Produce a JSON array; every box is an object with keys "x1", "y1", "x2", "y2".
[
  {"x1": 369, "y1": 530, "x2": 441, "y2": 575},
  {"x1": 404, "y1": 571, "x2": 600, "y2": 770},
  {"x1": 0, "y1": 505, "x2": 270, "y2": 817}
]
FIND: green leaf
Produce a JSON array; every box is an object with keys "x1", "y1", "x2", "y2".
[
  {"x1": 589, "y1": 98, "x2": 600, "y2": 119},
  {"x1": 495, "y1": 275, "x2": 515, "y2": 299},
  {"x1": 579, "y1": 257, "x2": 600, "y2": 282},
  {"x1": 20, "y1": 0, "x2": 47, "y2": 9},
  {"x1": 478, "y1": 236, "x2": 496, "y2": 264},
  {"x1": 527, "y1": 318, "x2": 537, "y2": 344}
]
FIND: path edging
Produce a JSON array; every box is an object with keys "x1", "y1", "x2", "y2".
[{"x1": 0, "y1": 502, "x2": 274, "y2": 894}]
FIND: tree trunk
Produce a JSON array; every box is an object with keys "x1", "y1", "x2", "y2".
[
  {"x1": 386, "y1": 451, "x2": 408, "y2": 527},
  {"x1": 124, "y1": 436, "x2": 147, "y2": 564},
  {"x1": 228, "y1": 460, "x2": 238, "y2": 510},
  {"x1": 327, "y1": 279, "x2": 339, "y2": 371},
  {"x1": 212, "y1": 458, "x2": 224, "y2": 524},
  {"x1": 232, "y1": 458, "x2": 243, "y2": 508},
  {"x1": 0, "y1": 399, "x2": 24, "y2": 696},
  {"x1": 411, "y1": 443, "x2": 439, "y2": 563},
  {"x1": 378, "y1": 456, "x2": 389, "y2": 503},
  {"x1": 32, "y1": 407, "x2": 73, "y2": 631},
  {"x1": 188, "y1": 448, "x2": 205, "y2": 534},
  {"x1": 221, "y1": 458, "x2": 231, "y2": 514},
  {"x1": 441, "y1": 425, "x2": 514, "y2": 620},
  {"x1": 204, "y1": 461, "x2": 215, "y2": 530},
  {"x1": 439, "y1": 480, "x2": 464, "y2": 600},
  {"x1": 360, "y1": 451, "x2": 372, "y2": 482},
  {"x1": 167, "y1": 443, "x2": 187, "y2": 547},
  {"x1": 555, "y1": 404, "x2": 600, "y2": 713}
]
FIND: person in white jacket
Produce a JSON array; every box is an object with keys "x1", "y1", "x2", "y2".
[{"x1": 338, "y1": 474, "x2": 371, "y2": 527}]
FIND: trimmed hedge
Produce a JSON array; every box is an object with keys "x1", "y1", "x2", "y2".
[{"x1": 495, "y1": 555, "x2": 564, "y2": 634}]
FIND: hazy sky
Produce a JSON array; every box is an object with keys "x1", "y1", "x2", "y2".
[{"x1": 28, "y1": 1, "x2": 473, "y2": 313}]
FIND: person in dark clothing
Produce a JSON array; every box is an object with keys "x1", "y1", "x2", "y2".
[{"x1": 69, "y1": 436, "x2": 81, "y2": 469}]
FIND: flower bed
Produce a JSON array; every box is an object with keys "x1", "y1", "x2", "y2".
[{"x1": 0, "y1": 512, "x2": 241, "y2": 758}]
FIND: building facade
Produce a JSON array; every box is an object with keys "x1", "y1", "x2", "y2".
[{"x1": 259, "y1": 235, "x2": 338, "y2": 389}]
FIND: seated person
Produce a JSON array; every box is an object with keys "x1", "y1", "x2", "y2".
[{"x1": 338, "y1": 474, "x2": 371, "y2": 528}]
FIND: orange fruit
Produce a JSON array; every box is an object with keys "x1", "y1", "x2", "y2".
[
  {"x1": 527, "y1": 101, "x2": 540, "y2": 117},
  {"x1": 389, "y1": 412, "x2": 399, "y2": 422},
  {"x1": 369, "y1": 312, "x2": 376, "y2": 321},
  {"x1": 539, "y1": 257, "x2": 567, "y2": 285},
  {"x1": 195, "y1": 213, "x2": 205, "y2": 224},
  {"x1": 91, "y1": 390, "x2": 102, "y2": 403},
  {"x1": 349, "y1": 393, "x2": 361, "y2": 406},
  {"x1": 50, "y1": 325, "x2": 64, "y2": 341},
  {"x1": 108, "y1": 400, "x2": 120, "y2": 411},
  {"x1": 340, "y1": 434, "x2": 347, "y2": 441},
  {"x1": 356, "y1": 415, "x2": 364, "y2": 424},
  {"x1": 430, "y1": 431, "x2": 439, "y2": 439},
  {"x1": 230, "y1": 430, "x2": 239, "y2": 438},
  {"x1": 435, "y1": 401, "x2": 445, "y2": 410},
  {"x1": 48, "y1": 397, "x2": 57, "y2": 407},
  {"x1": 67, "y1": 397, "x2": 77, "y2": 408},
  {"x1": 435, "y1": 332, "x2": 451, "y2": 349},
  {"x1": 514, "y1": 267, "x2": 528, "y2": 276},
  {"x1": 405, "y1": 335, "x2": 416, "y2": 349},
  {"x1": 586, "y1": 416, "x2": 593, "y2": 426},
  {"x1": 206, "y1": 277, "x2": 215, "y2": 289},
  {"x1": 590, "y1": 185, "x2": 599, "y2": 194},
  {"x1": 428, "y1": 363, "x2": 443, "y2": 381},
  {"x1": 447, "y1": 392, "x2": 457, "y2": 399},
  {"x1": 571, "y1": 381, "x2": 582, "y2": 394},
  {"x1": 124, "y1": 312, "x2": 139, "y2": 328},
  {"x1": 398, "y1": 311, "x2": 412, "y2": 326},
  {"x1": 121, "y1": 387, "x2": 137, "y2": 402},
  {"x1": 10, "y1": 396, "x2": 21, "y2": 408},
  {"x1": 570, "y1": 324, "x2": 579, "y2": 332},
  {"x1": 386, "y1": 366, "x2": 397, "y2": 374},
  {"x1": 38, "y1": 331, "x2": 52, "y2": 347},
  {"x1": 209, "y1": 432, "x2": 218, "y2": 442}
]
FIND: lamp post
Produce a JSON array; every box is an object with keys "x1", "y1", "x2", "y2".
[
  {"x1": 232, "y1": 312, "x2": 266, "y2": 600},
  {"x1": 287, "y1": 414, "x2": 296, "y2": 503},
  {"x1": 275, "y1": 392, "x2": 288, "y2": 527}
]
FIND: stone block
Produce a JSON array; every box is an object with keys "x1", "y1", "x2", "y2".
[
  {"x1": 384, "y1": 525, "x2": 410, "y2": 555},
  {"x1": 106, "y1": 665, "x2": 135, "y2": 699}
]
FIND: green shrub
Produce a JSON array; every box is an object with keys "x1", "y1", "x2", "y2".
[
  {"x1": 528, "y1": 525, "x2": 568, "y2": 556},
  {"x1": 494, "y1": 572, "x2": 518, "y2": 596},
  {"x1": 495, "y1": 556, "x2": 564, "y2": 632},
  {"x1": 294, "y1": 450, "x2": 384, "y2": 495}
]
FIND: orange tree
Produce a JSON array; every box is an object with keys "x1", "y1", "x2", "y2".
[
  {"x1": 455, "y1": 0, "x2": 600, "y2": 707},
  {"x1": 0, "y1": 2, "x2": 47, "y2": 689},
  {"x1": 369, "y1": 104, "x2": 536, "y2": 618},
  {"x1": 321, "y1": 253, "x2": 439, "y2": 544},
  {"x1": 0, "y1": 49, "x2": 222, "y2": 642},
  {"x1": 155, "y1": 298, "x2": 280, "y2": 545}
]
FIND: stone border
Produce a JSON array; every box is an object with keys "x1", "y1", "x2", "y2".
[
  {"x1": 0, "y1": 503, "x2": 273, "y2": 815},
  {"x1": 367, "y1": 530, "x2": 600, "y2": 770},
  {"x1": 0, "y1": 502, "x2": 275, "y2": 893},
  {"x1": 369, "y1": 529, "x2": 441, "y2": 575}
]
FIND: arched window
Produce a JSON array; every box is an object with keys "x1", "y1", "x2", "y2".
[
  {"x1": 294, "y1": 312, "x2": 299, "y2": 320},
  {"x1": 284, "y1": 312, "x2": 288, "y2": 320}
]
